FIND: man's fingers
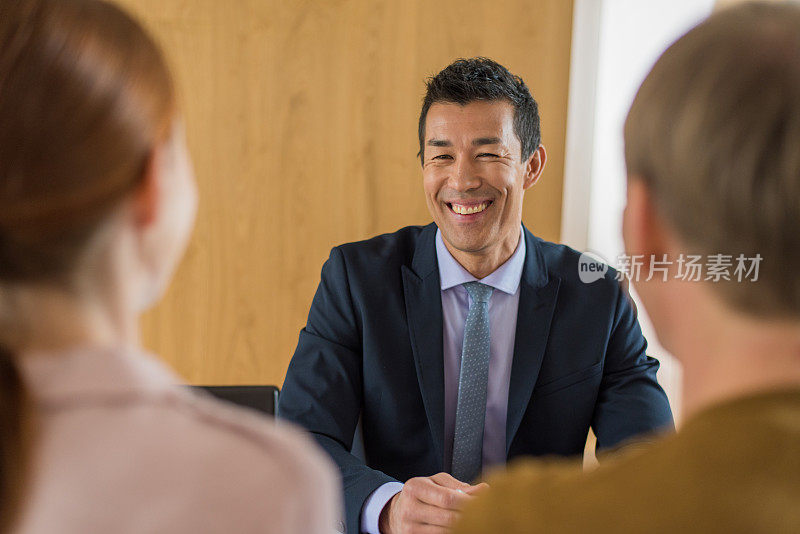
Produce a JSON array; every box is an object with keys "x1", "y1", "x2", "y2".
[
  {"x1": 430, "y1": 472, "x2": 472, "y2": 490},
  {"x1": 405, "y1": 477, "x2": 472, "y2": 510},
  {"x1": 407, "y1": 499, "x2": 461, "y2": 528},
  {"x1": 463, "y1": 481, "x2": 490, "y2": 495}
]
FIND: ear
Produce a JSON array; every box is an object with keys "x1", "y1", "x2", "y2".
[
  {"x1": 523, "y1": 145, "x2": 547, "y2": 190},
  {"x1": 131, "y1": 145, "x2": 163, "y2": 229},
  {"x1": 622, "y1": 177, "x2": 669, "y2": 260}
]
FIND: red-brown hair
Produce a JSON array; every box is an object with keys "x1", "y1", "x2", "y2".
[{"x1": 0, "y1": 0, "x2": 174, "y2": 529}]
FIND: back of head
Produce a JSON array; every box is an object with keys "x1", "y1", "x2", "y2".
[
  {"x1": 624, "y1": 2, "x2": 800, "y2": 319},
  {"x1": 0, "y1": 0, "x2": 174, "y2": 529},
  {"x1": 0, "y1": 0, "x2": 174, "y2": 284}
]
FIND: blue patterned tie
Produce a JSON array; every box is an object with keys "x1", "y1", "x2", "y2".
[{"x1": 451, "y1": 281, "x2": 493, "y2": 482}]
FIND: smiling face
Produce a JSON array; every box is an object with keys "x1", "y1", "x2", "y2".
[{"x1": 422, "y1": 100, "x2": 545, "y2": 264}]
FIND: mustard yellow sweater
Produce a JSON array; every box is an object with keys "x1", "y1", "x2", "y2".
[{"x1": 456, "y1": 389, "x2": 800, "y2": 534}]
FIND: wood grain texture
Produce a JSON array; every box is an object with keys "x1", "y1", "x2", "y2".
[{"x1": 114, "y1": 0, "x2": 574, "y2": 386}]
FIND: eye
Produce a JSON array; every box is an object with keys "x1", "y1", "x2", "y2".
[
  {"x1": 432, "y1": 154, "x2": 453, "y2": 160},
  {"x1": 477, "y1": 153, "x2": 500, "y2": 158}
]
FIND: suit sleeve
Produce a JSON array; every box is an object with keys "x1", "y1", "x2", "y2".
[
  {"x1": 279, "y1": 247, "x2": 398, "y2": 533},
  {"x1": 591, "y1": 281, "x2": 674, "y2": 450}
]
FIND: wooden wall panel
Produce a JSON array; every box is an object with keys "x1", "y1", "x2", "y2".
[{"x1": 115, "y1": 0, "x2": 574, "y2": 386}]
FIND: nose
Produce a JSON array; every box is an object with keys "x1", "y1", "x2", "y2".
[{"x1": 450, "y1": 156, "x2": 481, "y2": 192}]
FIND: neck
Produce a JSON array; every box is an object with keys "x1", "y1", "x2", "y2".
[
  {"x1": 0, "y1": 282, "x2": 138, "y2": 355},
  {"x1": 444, "y1": 228, "x2": 521, "y2": 279},
  {"x1": 670, "y1": 292, "x2": 800, "y2": 420}
]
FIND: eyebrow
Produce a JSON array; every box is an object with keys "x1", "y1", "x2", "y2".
[
  {"x1": 427, "y1": 139, "x2": 452, "y2": 147},
  {"x1": 472, "y1": 137, "x2": 503, "y2": 146},
  {"x1": 426, "y1": 137, "x2": 504, "y2": 147}
]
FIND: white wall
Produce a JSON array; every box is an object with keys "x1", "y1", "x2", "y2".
[{"x1": 563, "y1": 0, "x2": 716, "y2": 425}]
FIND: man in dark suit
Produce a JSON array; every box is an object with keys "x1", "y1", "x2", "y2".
[{"x1": 279, "y1": 57, "x2": 673, "y2": 534}]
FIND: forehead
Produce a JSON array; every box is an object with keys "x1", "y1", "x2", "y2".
[{"x1": 424, "y1": 100, "x2": 517, "y2": 145}]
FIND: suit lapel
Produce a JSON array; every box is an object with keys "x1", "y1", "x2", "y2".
[
  {"x1": 505, "y1": 228, "x2": 561, "y2": 453},
  {"x1": 402, "y1": 224, "x2": 446, "y2": 471}
]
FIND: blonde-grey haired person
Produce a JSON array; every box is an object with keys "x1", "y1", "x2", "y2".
[
  {"x1": 455, "y1": 3, "x2": 800, "y2": 533},
  {"x1": 0, "y1": 1, "x2": 339, "y2": 532}
]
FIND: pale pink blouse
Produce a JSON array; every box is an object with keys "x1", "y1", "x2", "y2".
[{"x1": 14, "y1": 346, "x2": 341, "y2": 533}]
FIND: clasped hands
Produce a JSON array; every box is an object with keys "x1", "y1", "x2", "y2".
[{"x1": 378, "y1": 472, "x2": 489, "y2": 534}]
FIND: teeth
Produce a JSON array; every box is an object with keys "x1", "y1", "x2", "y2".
[{"x1": 451, "y1": 202, "x2": 488, "y2": 215}]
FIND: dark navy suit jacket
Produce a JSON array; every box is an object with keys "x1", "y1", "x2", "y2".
[{"x1": 279, "y1": 223, "x2": 673, "y2": 532}]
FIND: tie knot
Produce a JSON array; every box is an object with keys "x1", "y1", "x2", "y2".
[{"x1": 463, "y1": 281, "x2": 493, "y2": 304}]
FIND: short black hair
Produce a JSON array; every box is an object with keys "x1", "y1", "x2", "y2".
[{"x1": 417, "y1": 57, "x2": 541, "y2": 164}]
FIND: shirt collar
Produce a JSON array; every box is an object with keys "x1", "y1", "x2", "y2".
[{"x1": 435, "y1": 226, "x2": 526, "y2": 295}]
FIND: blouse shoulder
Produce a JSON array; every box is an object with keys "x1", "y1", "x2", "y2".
[
  {"x1": 20, "y1": 347, "x2": 341, "y2": 533},
  {"x1": 135, "y1": 387, "x2": 342, "y2": 532}
]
